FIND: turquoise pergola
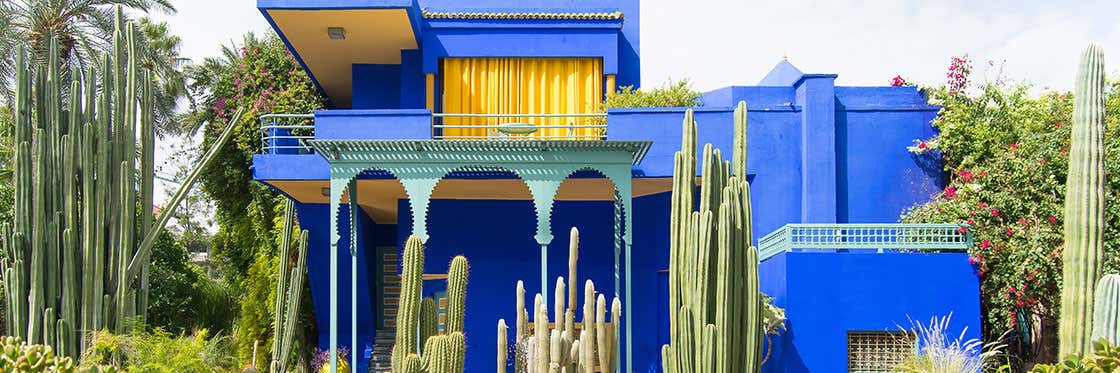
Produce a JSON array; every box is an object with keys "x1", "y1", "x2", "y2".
[{"x1": 308, "y1": 139, "x2": 652, "y2": 372}]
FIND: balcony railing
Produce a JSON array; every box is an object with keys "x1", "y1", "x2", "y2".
[
  {"x1": 758, "y1": 223, "x2": 973, "y2": 262},
  {"x1": 260, "y1": 113, "x2": 315, "y2": 154},
  {"x1": 258, "y1": 112, "x2": 609, "y2": 154},
  {"x1": 431, "y1": 113, "x2": 606, "y2": 140}
]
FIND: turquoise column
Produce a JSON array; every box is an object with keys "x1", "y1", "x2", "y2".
[
  {"x1": 348, "y1": 178, "x2": 359, "y2": 372},
  {"x1": 606, "y1": 167, "x2": 632, "y2": 373},
  {"x1": 327, "y1": 169, "x2": 355, "y2": 373},
  {"x1": 522, "y1": 175, "x2": 564, "y2": 306}
]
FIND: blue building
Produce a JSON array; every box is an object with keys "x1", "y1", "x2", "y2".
[{"x1": 252, "y1": 0, "x2": 980, "y2": 372}]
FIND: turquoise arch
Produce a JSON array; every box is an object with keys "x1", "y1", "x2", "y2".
[{"x1": 309, "y1": 139, "x2": 650, "y2": 373}]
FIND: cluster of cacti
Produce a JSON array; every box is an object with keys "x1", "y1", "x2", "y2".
[
  {"x1": 389, "y1": 235, "x2": 470, "y2": 373},
  {"x1": 0, "y1": 336, "x2": 76, "y2": 372},
  {"x1": 661, "y1": 101, "x2": 763, "y2": 373},
  {"x1": 499, "y1": 227, "x2": 621, "y2": 373},
  {"x1": 270, "y1": 200, "x2": 311, "y2": 373},
  {"x1": 0, "y1": 9, "x2": 242, "y2": 360},
  {"x1": 1059, "y1": 43, "x2": 1107, "y2": 358},
  {"x1": 1092, "y1": 274, "x2": 1120, "y2": 345}
]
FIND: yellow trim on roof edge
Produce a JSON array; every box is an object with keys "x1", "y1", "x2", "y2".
[{"x1": 422, "y1": 10, "x2": 623, "y2": 20}]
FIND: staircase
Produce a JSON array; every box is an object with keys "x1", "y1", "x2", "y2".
[{"x1": 368, "y1": 330, "x2": 395, "y2": 372}]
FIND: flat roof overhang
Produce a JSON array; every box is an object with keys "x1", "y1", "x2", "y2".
[{"x1": 258, "y1": 0, "x2": 422, "y2": 108}]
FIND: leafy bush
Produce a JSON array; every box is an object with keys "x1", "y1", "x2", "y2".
[
  {"x1": 183, "y1": 31, "x2": 324, "y2": 364},
  {"x1": 0, "y1": 336, "x2": 76, "y2": 372},
  {"x1": 602, "y1": 79, "x2": 701, "y2": 109},
  {"x1": 1032, "y1": 338, "x2": 1120, "y2": 372},
  {"x1": 901, "y1": 56, "x2": 1120, "y2": 363},
  {"x1": 147, "y1": 231, "x2": 238, "y2": 335},
  {"x1": 80, "y1": 327, "x2": 240, "y2": 372}
]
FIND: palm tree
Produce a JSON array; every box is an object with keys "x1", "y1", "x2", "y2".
[
  {"x1": 0, "y1": 0, "x2": 175, "y2": 99},
  {"x1": 137, "y1": 16, "x2": 191, "y2": 135}
]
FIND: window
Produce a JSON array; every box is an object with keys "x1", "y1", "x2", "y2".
[{"x1": 847, "y1": 331, "x2": 915, "y2": 372}]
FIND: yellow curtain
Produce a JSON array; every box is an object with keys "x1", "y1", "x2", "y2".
[{"x1": 441, "y1": 58, "x2": 603, "y2": 139}]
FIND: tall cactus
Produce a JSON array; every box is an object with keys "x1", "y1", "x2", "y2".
[
  {"x1": 1092, "y1": 274, "x2": 1120, "y2": 345},
  {"x1": 389, "y1": 236, "x2": 469, "y2": 373},
  {"x1": 1060, "y1": 43, "x2": 1107, "y2": 358},
  {"x1": 270, "y1": 199, "x2": 310, "y2": 373},
  {"x1": 2, "y1": 9, "x2": 242, "y2": 359},
  {"x1": 502, "y1": 227, "x2": 621, "y2": 373},
  {"x1": 446, "y1": 256, "x2": 469, "y2": 334},
  {"x1": 662, "y1": 101, "x2": 763, "y2": 373}
]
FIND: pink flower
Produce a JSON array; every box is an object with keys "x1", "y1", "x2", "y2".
[
  {"x1": 1048, "y1": 216, "x2": 1057, "y2": 224},
  {"x1": 1007, "y1": 228, "x2": 1014, "y2": 236},
  {"x1": 944, "y1": 186, "x2": 958, "y2": 199},
  {"x1": 1009, "y1": 143, "x2": 1020, "y2": 150},
  {"x1": 1018, "y1": 218, "x2": 1029, "y2": 226},
  {"x1": 967, "y1": 219, "x2": 975, "y2": 225},
  {"x1": 989, "y1": 208, "x2": 1000, "y2": 216},
  {"x1": 981, "y1": 239, "x2": 991, "y2": 249},
  {"x1": 1054, "y1": 121, "x2": 1065, "y2": 127},
  {"x1": 956, "y1": 226, "x2": 968, "y2": 234},
  {"x1": 890, "y1": 75, "x2": 908, "y2": 87}
]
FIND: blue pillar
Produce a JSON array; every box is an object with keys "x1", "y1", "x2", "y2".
[{"x1": 795, "y1": 74, "x2": 839, "y2": 223}]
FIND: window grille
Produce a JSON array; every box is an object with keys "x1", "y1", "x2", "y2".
[{"x1": 847, "y1": 331, "x2": 915, "y2": 372}]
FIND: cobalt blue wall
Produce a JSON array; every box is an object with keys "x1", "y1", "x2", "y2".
[
  {"x1": 351, "y1": 64, "x2": 401, "y2": 109},
  {"x1": 294, "y1": 202, "x2": 379, "y2": 373},
  {"x1": 759, "y1": 252, "x2": 982, "y2": 372},
  {"x1": 313, "y1": 109, "x2": 431, "y2": 139}
]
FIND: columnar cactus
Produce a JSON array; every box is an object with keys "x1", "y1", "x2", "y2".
[
  {"x1": 388, "y1": 236, "x2": 470, "y2": 373},
  {"x1": 1, "y1": 8, "x2": 240, "y2": 359},
  {"x1": 662, "y1": 101, "x2": 763, "y2": 373},
  {"x1": 502, "y1": 227, "x2": 621, "y2": 373},
  {"x1": 446, "y1": 256, "x2": 469, "y2": 333},
  {"x1": 1092, "y1": 274, "x2": 1120, "y2": 345},
  {"x1": 270, "y1": 200, "x2": 310, "y2": 373},
  {"x1": 498, "y1": 319, "x2": 509, "y2": 373},
  {"x1": 1060, "y1": 43, "x2": 1107, "y2": 358}
]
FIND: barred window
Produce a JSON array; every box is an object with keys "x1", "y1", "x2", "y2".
[{"x1": 847, "y1": 331, "x2": 915, "y2": 372}]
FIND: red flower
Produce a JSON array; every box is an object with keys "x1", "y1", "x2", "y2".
[
  {"x1": 918, "y1": 142, "x2": 930, "y2": 150},
  {"x1": 1055, "y1": 121, "x2": 1065, "y2": 127},
  {"x1": 967, "y1": 219, "x2": 975, "y2": 225},
  {"x1": 944, "y1": 186, "x2": 958, "y2": 199},
  {"x1": 1007, "y1": 228, "x2": 1015, "y2": 236},
  {"x1": 990, "y1": 208, "x2": 1001, "y2": 216},
  {"x1": 979, "y1": 171, "x2": 989, "y2": 177},
  {"x1": 978, "y1": 202, "x2": 987, "y2": 209},
  {"x1": 981, "y1": 239, "x2": 991, "y2": 249},
  {"x1": 958, "y1": 170, "x2": 975, "y2": 182},
  {"x1": 890, "y1": 75, "x2": 908, "y2": 87},
  {"x1": 957, "y1": 226, "x2": 968, "y2": 234},
  {"x1": 1009, "y1": 143, "x2": 1020, "y2": 149},
  {"x1": 1018, "y1": 218, "x2": 1029, "y2": 226},
  {"x1": 1048, "y1": 216, "x2": 1057, "y2": 224}
]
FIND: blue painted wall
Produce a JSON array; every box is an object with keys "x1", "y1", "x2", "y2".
[
  {"x1": 352, "y1": 64, "x2": 401, "y2": 109},
  {"x1": 759, "y1": 252, "x2": 982, "y2": 372}
]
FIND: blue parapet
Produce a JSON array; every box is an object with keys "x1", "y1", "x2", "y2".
[{"x1": 314, "y1": 109, "x2": 432, "y2": 140}]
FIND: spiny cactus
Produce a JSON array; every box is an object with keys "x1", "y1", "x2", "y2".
[
  {"x1": 270, "y1": 200, "x2": 310, "y2": 373},
  {"x1": 1092, "y1": 274, "x2": 1120, "y2": 345},
  {"x1": 1060, "y1": 43, "x2": 1107, "y2": 358},
  {"x1": 662, "y1": 101, "x2": 763, "y2": 373},
  {"x1": 388, "y1": 236, "x2": 469, "y2": 373},
  {"x1": 420, "y1": 297, "x2": 439, "y2": 353},
  {"x1": 498, "y1": 319, "x2": 509, "y2": 373},
  {"x1": 503, "y1": 227, "x2": 621, "y2": 373},
  {"x1": 2, "y1": 9, "x2": 241, "y2": 359},
  {"x1": 446, "y1": 256, "x2": 469, "y2": 334}
]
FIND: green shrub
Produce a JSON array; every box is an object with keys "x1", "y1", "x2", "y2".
[
  {"x1": 147, "y1": 231, "x2": 238, "y2": 335},
  {"x1": 1032, "y1": 338, "x2": 1120, "y2": 372},
  {"x1": 901, "y1": 56, "x2": 1120, "y2": 363},
  {"x1": 603, "y1": 79, "x2": 701, "y2": 109},
  {"x1": 80, "y1": 327, "x2": 240, "y2": 372}
]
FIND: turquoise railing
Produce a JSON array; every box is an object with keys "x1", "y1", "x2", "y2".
[{"x1": 758, "y1": 223, "x2": 973, "y2": 261}]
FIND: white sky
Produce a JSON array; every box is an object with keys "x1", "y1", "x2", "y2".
[{"x1": 142, "y1": 0, "x2": 1120, "y2": 205}]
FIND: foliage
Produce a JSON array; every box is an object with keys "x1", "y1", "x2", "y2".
[
  {"x1": 146, "y1": 231, "x2": 238, "y2": 335},
  {"x1": 602, "y1": 79, "x2": 701, "y2": 109},
  {"x1": 0, "y1": 336, "x2": 75, "y2": 372},
  {"x1": 893, "y1": 314, "x2": 1008, "y2": 373},
  {"x1": 1032, "y1": 339, "x2": 1120, "y2": 372},
  {"x1": 182, "y1": 31, "x2": 325, "y2": 365},
  {"x1": 311, "y1": 347, "x2": 349, "y2": 373},
  {"x1": 81, "y1": 326, "x2": 240, "y2": 372},
  {"x1": 0, "y1": 1, "x2": 187, "y2": 131},
  {"x1": 901, "y1": 56, "x2": 1120, "y2": 361},
  {"x1": 0, "y1": 106, "x2": 11, "y2": 224}
]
